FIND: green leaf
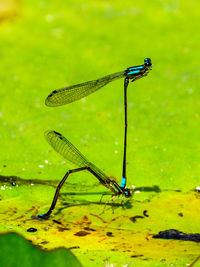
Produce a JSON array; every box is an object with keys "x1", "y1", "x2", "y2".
[{"x1": 0, "y1": 232, "x2": 82, "y2": 267}]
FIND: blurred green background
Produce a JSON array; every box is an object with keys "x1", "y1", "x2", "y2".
[
  {"x1": 0, "y1": 0, "x2": 200, "y2": 266},
  {"x1": 0, "y1": 0, "x2": 199, "y2": 190}
]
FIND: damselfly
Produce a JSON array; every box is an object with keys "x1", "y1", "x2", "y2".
[
  {"x1": 45, "y1": 58, "x2": 152, "y2": 107},
  {"x1": 39, "y1": 131, "x2": 132, "y2": 219},
  {"x1": 45, "y1": 58, "x2": 152, "y2": 201}
]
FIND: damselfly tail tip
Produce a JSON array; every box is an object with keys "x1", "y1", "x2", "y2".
[{"x1": 37, "y1": 214, "x2": 50, "y2": 220}]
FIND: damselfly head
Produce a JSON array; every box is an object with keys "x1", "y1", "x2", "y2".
[
  {"x1": 124, "y1": 188, "x2": 132, "y2": 198},
  {"x1": 144, "y1": 58, "x2": 152, "y2": 67}
]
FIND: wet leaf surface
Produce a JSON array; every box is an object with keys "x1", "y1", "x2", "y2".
[{"x1": 0, "y1": 177, "x2": 200, "y2": 266}]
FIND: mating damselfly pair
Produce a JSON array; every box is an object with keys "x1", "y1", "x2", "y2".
[{"x1": 39, "y1": 58, "x2": 152, "y2": 219}]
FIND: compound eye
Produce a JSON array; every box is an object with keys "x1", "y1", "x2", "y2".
[
  {"x1": 125, "y1": 189, "x2": 131, "y2": 197},
  {"x1": 144, "y1": 58, "x2": 152, "y2": 66}
]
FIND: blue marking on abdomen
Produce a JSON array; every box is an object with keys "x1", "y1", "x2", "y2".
[
  {"x1": 120, "y1": 177, "x2": 126, "y2": 188},
  {"x1": 129, "y1": 66, "x2": 143, "y2": 70}
]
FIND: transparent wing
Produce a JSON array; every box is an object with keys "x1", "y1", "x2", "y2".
[
  {"x1": 45, "y1": 131, "x2": 112, "y2": 185},
  {"x1": 45, "y1": 131, "x2": 88, "y2": 168},
  {"x1": 45, "y1": 71, "x2": 125, "y2": 107}
]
